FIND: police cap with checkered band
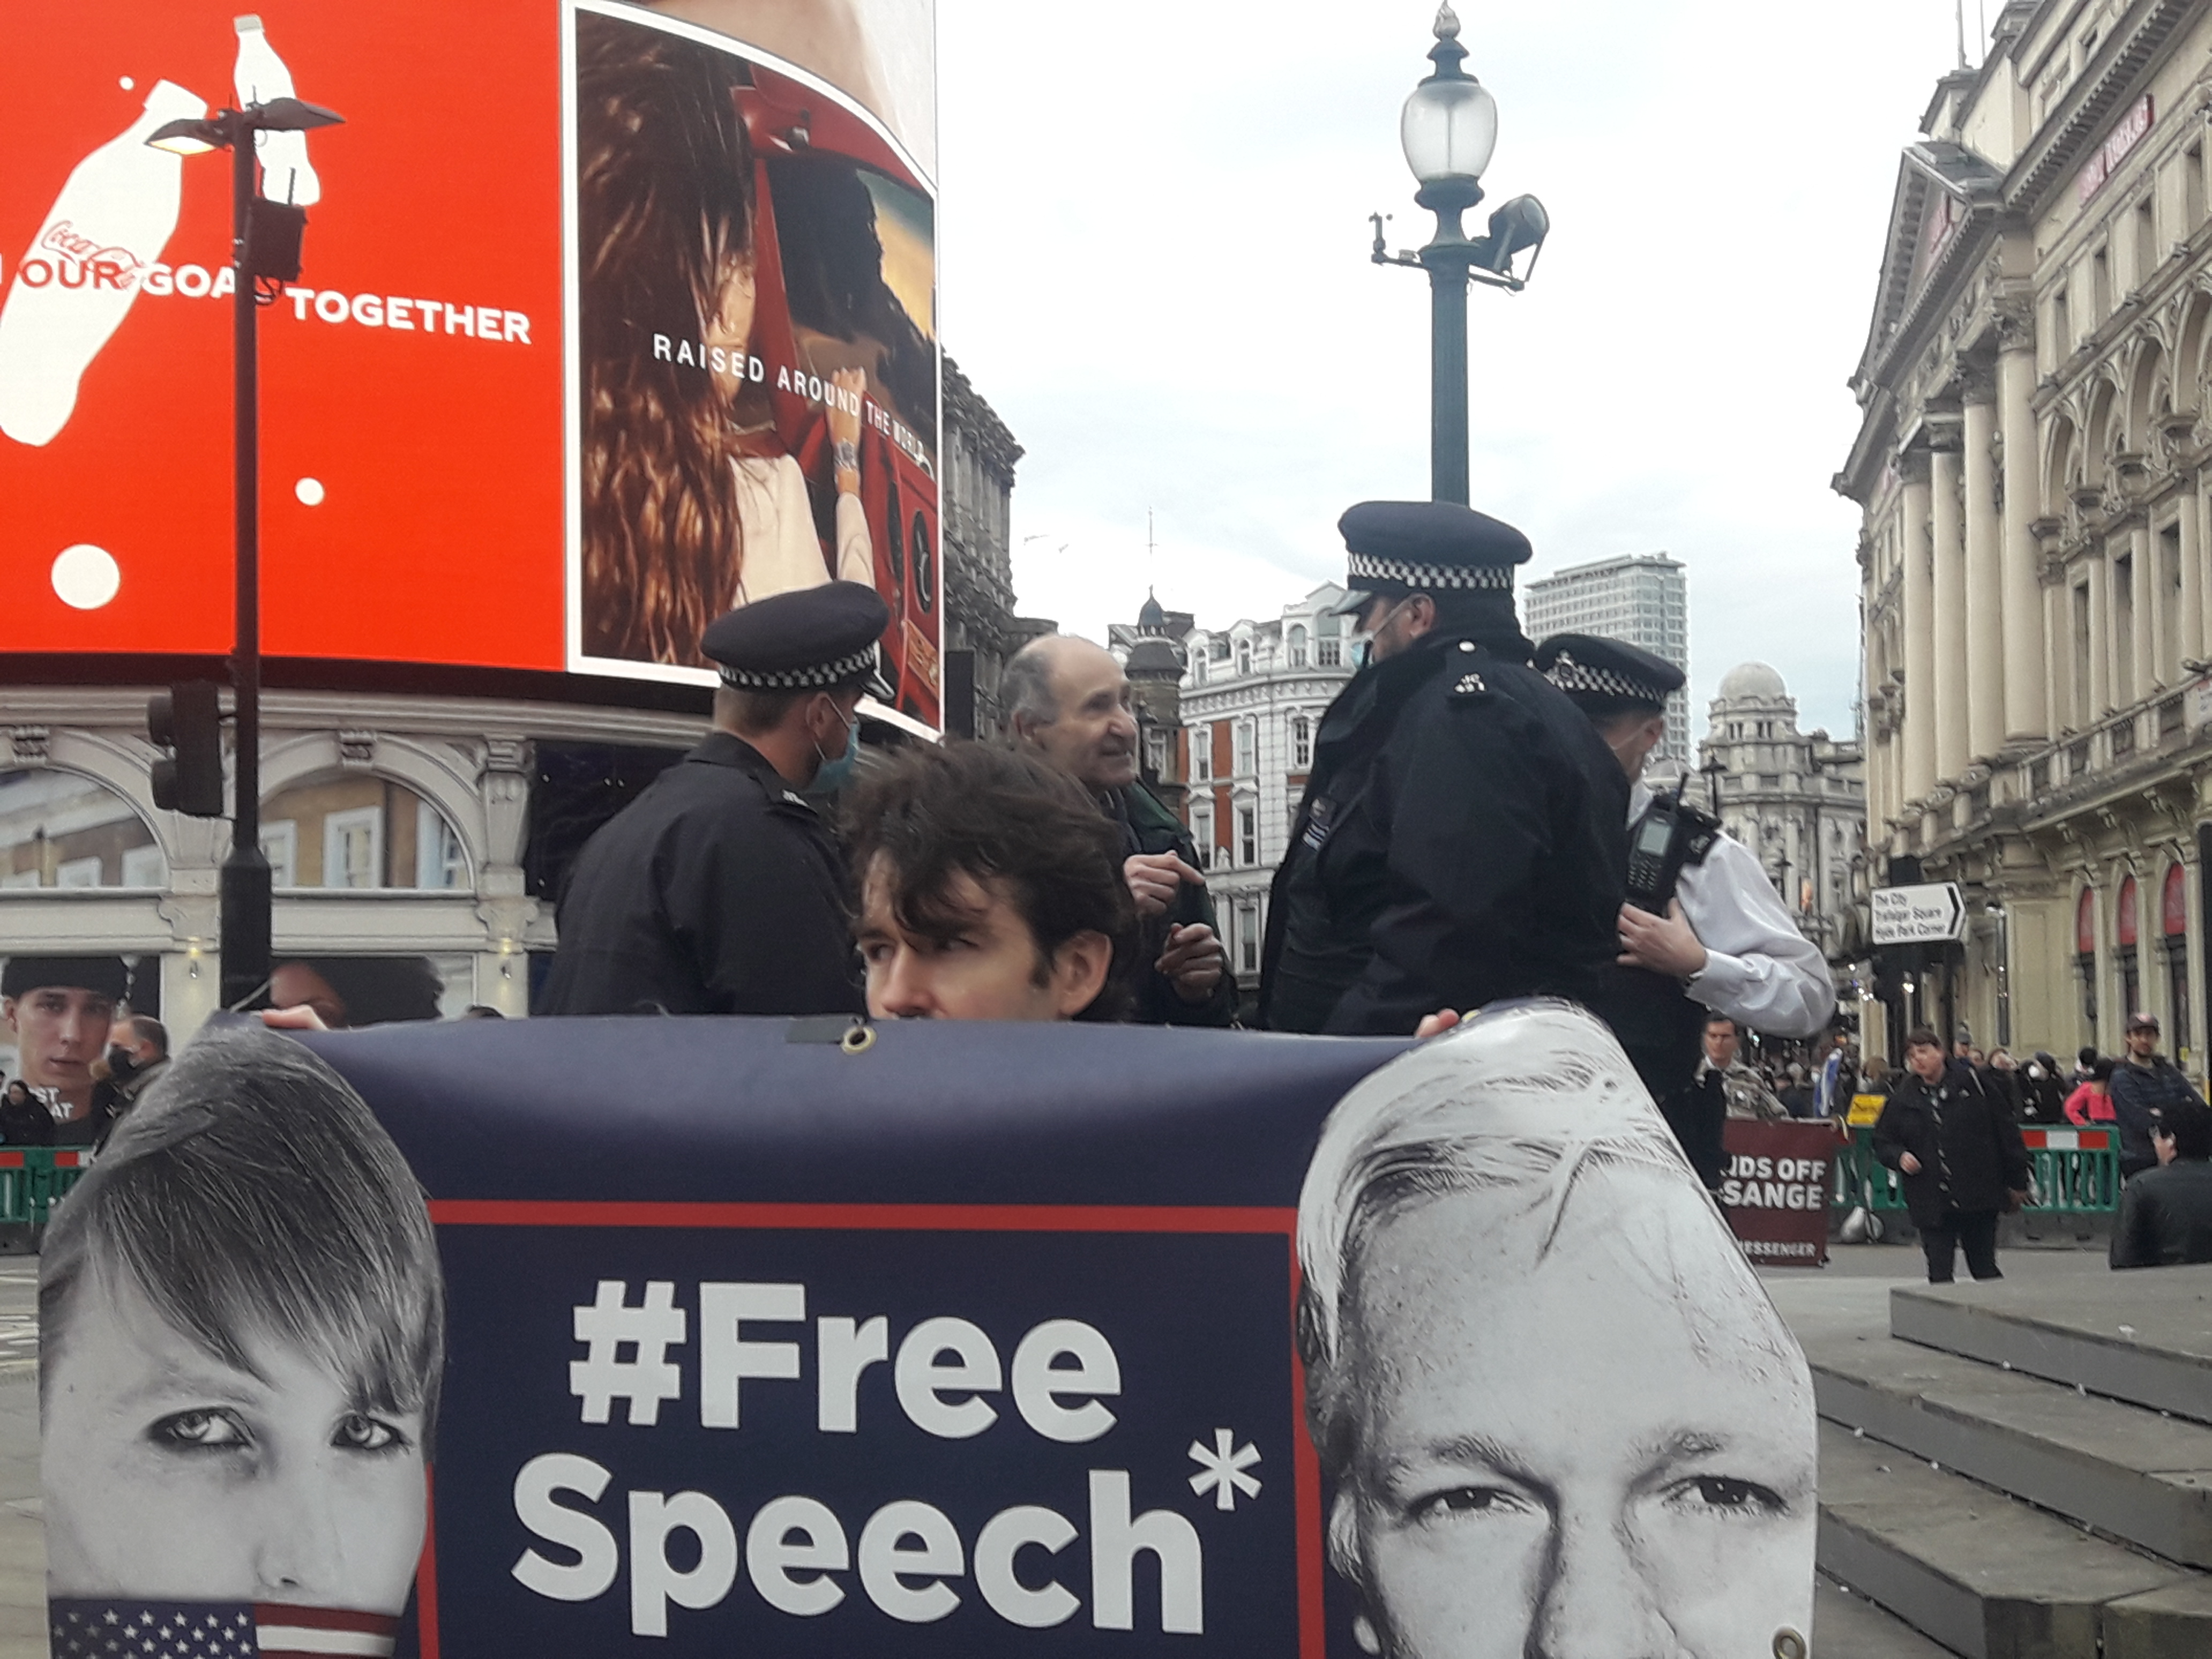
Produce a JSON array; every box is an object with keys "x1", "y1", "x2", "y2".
[
  {"x1": 701, "y1": 580, "x2": 894, "y2": 698},
  {"x1": 1532, "y1": 632, "x2": 1685, "y2": 711},
  {"x1": 1328, "y1": 499, "x2": 1534, "y2": 617}
]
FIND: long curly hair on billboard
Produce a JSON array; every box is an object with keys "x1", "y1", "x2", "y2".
[{"x1": 576, "y1": 15, "x2": 755, "y2": 667}]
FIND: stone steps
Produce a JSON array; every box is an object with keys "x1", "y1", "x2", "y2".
[
  {"x1": 1815, "y1": 1421, "x2": 2202, "y2": 1659},
  {"x1": 1888, "y1": 1267, "x2": 2212, "y2": 1424},
  {"x1": 1810, "y1": 1333, "x2": 2212, "y2": 1568},
  {"x1": 1814, "y1": 1574, "x2": 1964, "y2": 1657}
]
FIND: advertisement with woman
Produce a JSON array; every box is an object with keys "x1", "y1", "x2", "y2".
[{"x1": 570, "y1": 3, "x2": 942, "y2": 727}]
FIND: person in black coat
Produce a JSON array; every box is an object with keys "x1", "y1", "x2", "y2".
[
  {"x1": 1257, "y1": 502, "x2": 1627, "y2": 1035},
  {"x1": 0, "y1": 1080, "x2": 51, "y2": 1147},
  {"x1": 539, "y1": 584, "x2": 885, "y2": 1018},
  {"x1": 1874, "y1": 1025, "x2": 2032, "y2": 1283},
  {"x1": 2111, "y1": 1103, "x2": 2212, "y2": 1268}
]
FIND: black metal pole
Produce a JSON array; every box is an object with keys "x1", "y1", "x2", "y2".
[
  {"x1": 1426, "y1": 258, "x2": 1469, "y2": 505},
  {"x1": 220, "y1": 119, "x2": 272, "y2": 1010}
]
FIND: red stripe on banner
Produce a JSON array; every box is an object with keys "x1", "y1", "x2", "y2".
[
  {"x1": 1287, "y1": 1240, "x2": 1325, "y2": 1659},
  {"x1": 0, "y1": 1154, "x2": 22, "y2": 1169},
  {"x1": 2081, "y1": 1130, "x2": 2111, "y2": 1149},
  {"x1": 415, "y1": 1477, "x2": 440, "y2": 1659},
  {"x1": 52, "y1": 1152, "x2": 80, "y2": 1167},
  {"x1": 429, "y1": 1199, "x2": 1300, "y2": 1234},
  {"x1": 253, "y1": 1604, "x2": 398, "y2": 1634}
]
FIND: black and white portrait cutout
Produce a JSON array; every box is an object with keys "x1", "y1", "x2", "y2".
[
  {"x1": 1298, "y1": 1000, "x2": 1817, "y2": 1659},
  {"x1": 40, "y1": 1027, "x2": 444, "y2": 1659}
]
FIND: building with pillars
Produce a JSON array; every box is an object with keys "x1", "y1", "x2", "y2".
[
  {"x1": 1172, "y1": 587, "x2": 1355, "y2": 996},
  {"x1": 941, "y1": 356, "x2": 1055, "y2": 739},
  {"x1": 1696, "y1": 664, "x2": 1867, "y2": 972},
  {"x1": 1841, "y1": 0, "x2": 2212, "y2": 1066}
]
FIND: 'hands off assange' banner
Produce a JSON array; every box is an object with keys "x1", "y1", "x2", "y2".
[{"x1": 39, "y1": 1003, "x2": 1818, "y2": 1656}]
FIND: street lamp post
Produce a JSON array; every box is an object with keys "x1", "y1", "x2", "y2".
[
  {"x1": 1371, "y1": 4, "x2": 1549, "y2": 505},
  {"x1": 149, "y1": 96, "x2": 343, "y2": 1008}
]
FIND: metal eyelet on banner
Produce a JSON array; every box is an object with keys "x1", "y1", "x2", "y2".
[
  {"x1": 1772, "y1": 1628, "x2": 1807, "y2": 1659},
  {"x1": 839, "y1": 1022, "x2": 877, "y2": 1056}
]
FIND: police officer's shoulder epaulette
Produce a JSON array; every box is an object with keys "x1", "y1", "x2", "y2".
[{"x1": 1445, "y1": 639, "x2": 1493, "y2": 701}]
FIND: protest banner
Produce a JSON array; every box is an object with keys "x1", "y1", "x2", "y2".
[
  {"x1": 1719, "y1": 1118, "x2": 1840, "y2": 1268},
  {"x1": 41, "y1": 1003, "x2": 1819, "y2": 1656}
]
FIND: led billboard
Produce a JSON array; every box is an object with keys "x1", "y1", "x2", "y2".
[{"x1": 0, "y1": 1, "x2": 941, "y2": 724}]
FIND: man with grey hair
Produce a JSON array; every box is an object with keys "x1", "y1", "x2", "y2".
[
  {"x1": 1297, "y1": 1000, "x2": 1817, "y2": 1658},
  {"x1": 1006, "y1": 634, "x2": 1234, "y2": 1025}
]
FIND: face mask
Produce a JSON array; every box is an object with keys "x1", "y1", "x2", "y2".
[
  {"x1": 1350, "y1": 598, "x2": 1411, "y2": 670},
  {"x1": 812, "y1": 705, "x2": 862, "y2": 794},
  {"x1": 104, "y1": 1046, "x2": 137, "y2": 1080}
]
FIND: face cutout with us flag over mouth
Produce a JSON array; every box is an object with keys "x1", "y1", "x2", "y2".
[{"x1": 49, "y1": 1602, "x2": 398, "y2": 1658}]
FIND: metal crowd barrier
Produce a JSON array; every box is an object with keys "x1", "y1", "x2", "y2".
[
  {"x1": 1831, "y1": 1127, "x2": 2119, "y2": 1217},
  {"x1": 0, "y1": 1148, "x2": 87, "y2": 1227}
]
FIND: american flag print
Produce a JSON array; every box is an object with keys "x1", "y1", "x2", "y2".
[{"x1": 50, "y1": 1601, "x2": 399, "y2": 1658}]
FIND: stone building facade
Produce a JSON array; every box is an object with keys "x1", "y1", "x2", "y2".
[
  {"x1": 1695, "y1": 664, "x2": 1868, "y2": 970},
  {"x1": 941, "y1": 355, "x2": 1052, "y2": 739},
  {"x1": 1174, "y1": 587, "x2": 1355, "y2": 995},
  {"x1": 1841, "y1": 0, "x2": 2212, "y2": 1067}
]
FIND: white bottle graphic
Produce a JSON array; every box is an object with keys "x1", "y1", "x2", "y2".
[
  {"x1": 235, "y1": 14, "x2": 319, "y2": 207},
  {"x1": 0, "y1": 79, "x2": 205, "y2": 448}
]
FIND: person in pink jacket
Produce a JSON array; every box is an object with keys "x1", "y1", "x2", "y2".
[{"x1": 2066, "y1": 1058, "x2": 2118, "y2": 1127}]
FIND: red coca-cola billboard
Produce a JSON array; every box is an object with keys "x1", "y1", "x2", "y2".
[{"x1": 0, "y1": 0, "x2": 941, "y2": 726}]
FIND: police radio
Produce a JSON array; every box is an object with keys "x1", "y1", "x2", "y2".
[{"x1": 1626, "y1": 778, "x2": 1720, "y2": 915}]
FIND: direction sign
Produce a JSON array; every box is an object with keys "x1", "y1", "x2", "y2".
[{"x1": 1871, "y1": 882, "x2": 1968, "y2": 945}]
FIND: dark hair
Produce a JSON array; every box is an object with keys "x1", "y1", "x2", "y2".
[
  {"x1": 2079, "y1": 1045, "x2": 2101, "y2": 1068},
  {"x1": 3, "y1": 1080, "x2": 29, "y2": 1103},
  {"x1": 123, "y1": 1014, "x2": 168, "y2": 1057},
  {"x1": 577, "y1": 13, "x2": 757, "y2": 666},
  {"x1": 279, "y1": 956, "x2": 444, "y2": 1027},
  {"x1": 41, "y1": 1027, "x2": 445, "y2": 1440},
  {"x1": 1905, "y1": 1026, "x2": 1942, "y2": 1051},
  {"x1": 1572, "y1": 693, "x2": 1667, "y2": 726},
  {"x1": 2090, "y1": 1058, "x2": 2116, "y2": 1084},
  {"x1": 1703, "y1": 1012, "x2": 1738, "y2": 1035},
  {"x1": 842, "y1": 742, "x2": 1137, "y2": 1019},
  {"x1": 2161, "y1": 1103, "x2": 2212, "y2": 1161}
]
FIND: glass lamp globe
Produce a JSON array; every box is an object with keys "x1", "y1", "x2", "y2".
[{"x1": 1400, "y1": 74, "x2": 1497, "y2": 186}]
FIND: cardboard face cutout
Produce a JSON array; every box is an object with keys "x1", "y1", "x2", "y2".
[{"x1": 1297, "y1": 1000, "x2": 1818, "y2": 1659}]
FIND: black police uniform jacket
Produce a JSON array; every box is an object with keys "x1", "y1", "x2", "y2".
[
  {"x1": 1257, "y1": 631, "x2": 1629, "y2": 1035},
  {"x1": 539, "y1": 733, "x2": 865, "y2": 1018},
  {"x1": 1871, "y1": 1059, "x2": 2031, "y2": 1230}
]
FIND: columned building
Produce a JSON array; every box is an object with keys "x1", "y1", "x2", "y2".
[
  {"x1": 1696, "y1": 664, "x2": 1867, "y2": 972},
  {"x1": 1841, "y1": 0, "x2": 2212, "y2": 1067},
  {"x1": 941, "y1": 356, "x2": 1053, "y2": 739},
  {"x1": 1174, "y1": 587, "x2": 1354, "y2": 997},
  {"x1": 1524, "y1": 553, "x2": 1692, "y2": 776}
]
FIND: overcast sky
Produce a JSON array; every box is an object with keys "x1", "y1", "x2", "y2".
[{"x1": 935, "y1": 0, "x2": 1978, "y2": 741}]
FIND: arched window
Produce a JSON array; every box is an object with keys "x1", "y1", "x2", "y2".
[
  {"x1": 1288, "y1": 626, "x2": 1309, "y2": 668},
  {"x1": 1236, "y1": 642, "x2": 1252, "y2": 679},
  {"x1": 260, "y1": 775, "x2": 470, "y2": 891},
  {"x1": 2118, "y1": 874, "x2": 2142, "y2": 1019},
  {"x1": 0, "y1": 769, "x2": 165, "y2": 888}
]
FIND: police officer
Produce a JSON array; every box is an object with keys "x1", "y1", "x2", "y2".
[
  {"x1": 1257, "y1": 502, "x2": 1628, "y2": 1034},
  {"x1": 539, "y1": 582, "x2": 885, "y2": 1017},
  {"x1": 1535, "y1": 632, "x2": 1835, "y2": 1185}
]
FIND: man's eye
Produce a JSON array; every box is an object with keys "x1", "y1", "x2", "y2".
[
  {"x1": 150, "y1": 1409, "x2": 249, "y2": 1450},
  {"x1": 332, "y1": 1413, "x2": 406, "y2": 1454},
  {"x1": 1670, "y1": 1475, "x2": 1786, "y2": 1515},
  {"x1": 1412, "y1": 1485, "x2": 1537, "y2": 1521}
]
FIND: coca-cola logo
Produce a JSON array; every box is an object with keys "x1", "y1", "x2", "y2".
[{"x1": 38, "y1": 220, "x2": 144, "y2": 282}]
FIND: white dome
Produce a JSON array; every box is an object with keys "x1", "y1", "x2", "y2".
[{"x1": 1718, "y1": 661, "x2": 1788, "y2": 701}]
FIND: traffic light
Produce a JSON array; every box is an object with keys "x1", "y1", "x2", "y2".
[{"x1": 147, "y1": 683, "x2": 226, "y2": 817}]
